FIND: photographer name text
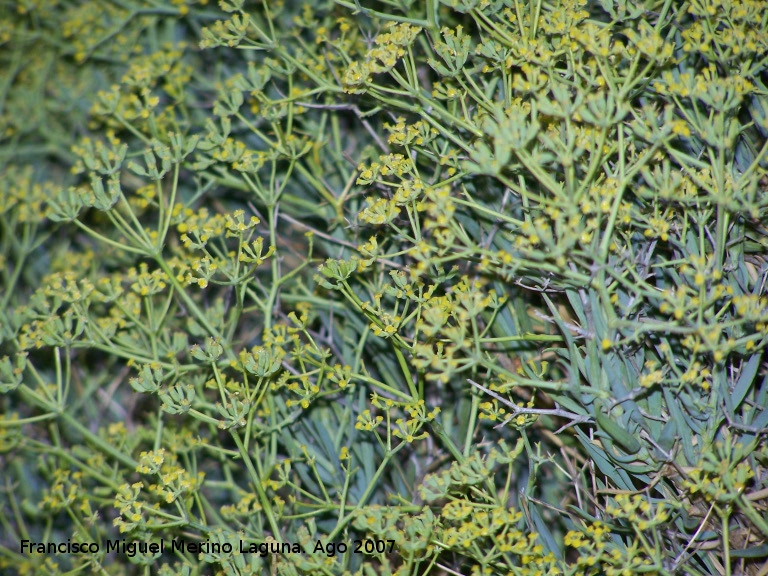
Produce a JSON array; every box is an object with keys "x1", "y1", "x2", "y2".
[{"x1": 21, "y1": 537, "x2": 395, "y2": 558}]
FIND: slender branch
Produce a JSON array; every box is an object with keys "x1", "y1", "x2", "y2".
[{"x1": 467, "y1": 379, "x2": 593, "y2": 433}]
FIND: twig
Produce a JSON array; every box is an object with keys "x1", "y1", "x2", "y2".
[
  {"x1": 277, "y1": 211, "x2": 406, "y2": 270},
  {"x1": 467, "y1": 379, "x2": 593, "y2": 433},
  {"x1": 532, "y1": 309, "x2": 593, "y2": 338},
  {"x1": 670, "y1": 500, "x2": 717, "y2": 573}
]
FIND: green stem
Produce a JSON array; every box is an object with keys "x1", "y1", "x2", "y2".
[{"x1": 230, "y1": 432, "x2": 282, "y2": 540}]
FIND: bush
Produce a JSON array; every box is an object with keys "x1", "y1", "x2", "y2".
[{"x1": 1, "y1": 0, "x2": 767, "y2": 574}]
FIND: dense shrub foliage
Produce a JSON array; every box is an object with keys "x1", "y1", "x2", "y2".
[{"x1": 1, "y1": 0, "x2": 767, "y2": 574}]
